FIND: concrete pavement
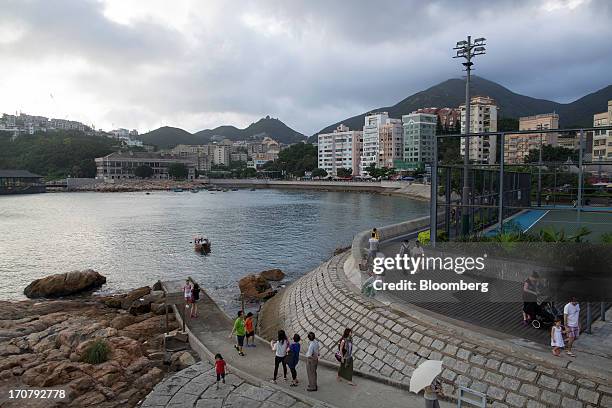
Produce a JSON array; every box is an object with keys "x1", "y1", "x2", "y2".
[{"x1": 160, "y1": 281, "x2": 453, "y2": 408}]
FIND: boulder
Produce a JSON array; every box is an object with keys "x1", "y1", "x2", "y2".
[
  {"x1": 143, "y1": 290, "x2": 164, "y2": 304},
  {"x1": 238, "y1": 274, "x2": 272, "y2": 300},
  {"x1": 104, "y1": 296, "x2": 124, "y2": 309},
  {"x1": 127, "y1": 300, "x2": 151, "y2": 315},
  {"x1": 24, "y1": 270, "x2": 106, "y2": 298},
  {"x1": 260, "y1": 269, "x2": 285, "y2": 281},
  {"x1": 170, "y1": 351, "x2": 195, "y2": 371},
  {"x1": 121, "y1": 287, "x2": 151, "y2": 309},
  {"x1": 109, "y1": 315, "x2": 136, "y2": 330}
]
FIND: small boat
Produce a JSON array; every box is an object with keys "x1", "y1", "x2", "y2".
[
  {"x1": 145, "y1": 192, "x2": 151, "y2": 195},
  {"x1": 173, "y1": 188, "x2": 184, "y2": 192},
  {"x1": 222, "y1": 189, "x2": 229, "y2": 192},
  {"x1": 194, "y1": 237, "x2": 211, "y2": 254},
  {"x1": 231, "y1": 188, "x2": 239, "y2": 191},
  {"x1": 190, "y1": 188, "x2": 199, "y2": 193},
  {"x1": 250, "y1": 188, "x2": 256, "y2": 191}
]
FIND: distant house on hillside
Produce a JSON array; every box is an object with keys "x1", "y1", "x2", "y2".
[{"x1": 94, "y1": 151, "x2": 197, "y2": 181}]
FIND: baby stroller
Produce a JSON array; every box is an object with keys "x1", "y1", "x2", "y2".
[{"x1": 531, "y1": 296, "x2": 561, "y2": 329}]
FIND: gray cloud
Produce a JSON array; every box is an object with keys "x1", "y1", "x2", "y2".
[{"x1": 1, "y1": 0, "x2": 610, "y2": 135}]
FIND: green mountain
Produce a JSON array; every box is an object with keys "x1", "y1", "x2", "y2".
[
  {"x1": 140, "y1": 116, "x2": 305, "y2": 148},
  {"x1": 314, "y1": 77, "x2": 612, "y2": 137}
]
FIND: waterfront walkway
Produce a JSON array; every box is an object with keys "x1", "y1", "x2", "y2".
[
  {"x1": 140, "y1": 362, "x2": 314, "y2": 408},
  {"x1": 160, "y1": 281, "x2": 452, "y2": 408}
]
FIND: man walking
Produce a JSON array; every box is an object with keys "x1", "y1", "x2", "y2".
[
  {"x1": 305, "y1": 332, "x2": 319, "y2": 391},
  {"x1": 564, "y1": 297, "x2": 580, "y2": 357},
  {"x1": 230, "y1": 310, "x2": 246, "y2": 356}
]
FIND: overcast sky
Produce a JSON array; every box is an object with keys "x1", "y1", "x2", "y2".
[{"x1": 1, "y1": 0, "x2": 611, "y2": 135}]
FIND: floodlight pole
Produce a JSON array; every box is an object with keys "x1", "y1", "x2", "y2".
[
  {"x1": 577, "y1": 129, "x2": 584, "y2": 212},
  {"x1": 461, "y1": 37, "x2": 472, "y2": 237},
  {"x1": 454, "y1": 35, "x2": 485, "y2": 237}
]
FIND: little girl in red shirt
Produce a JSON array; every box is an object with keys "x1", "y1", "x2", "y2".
[{"x1": 215, "y1": 353, "x2": 227, "y2": 389}]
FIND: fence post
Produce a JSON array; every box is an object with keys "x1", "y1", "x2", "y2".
[
  {"x1": 430, "y1": 135, "x2": 439, "y2": 247},
  {"x1": 586, "y1": 302, "x2": 592, "y2": 334},
  {"x1": 498, "y1": 133, "x2": 505, "y2": 233}
]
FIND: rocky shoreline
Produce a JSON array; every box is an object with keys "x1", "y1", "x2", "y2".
[{"x1": 0, "y1": 283, "x2": 198, "y2": 408}]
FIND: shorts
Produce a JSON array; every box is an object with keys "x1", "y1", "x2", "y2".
[
  {"x1": 567, "y1": 326, "x2": 579, "y2": 338},
  {"x1": 246, "y1": 331, "x2": 255, "y2": 338},
  {"x1": 216, "y1": 372, "x2": 225, "y2": 381},
  {"x1": 236, "y1": 335, "x2": 245, "y2": 347}
]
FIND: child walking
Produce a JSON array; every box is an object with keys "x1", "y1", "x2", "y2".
[
  {"x1": 245, "y1": 312, "x2": 256, "y2": 347},
  {"x1": 551, "y1": 318, "x2": 565, "y2": 356},
  {"x1": 215, "y1": 353, "x2": 227, "y2": 389}
]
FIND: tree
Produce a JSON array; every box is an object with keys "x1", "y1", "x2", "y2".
[
  {"x1": 435, "y1": 116, "x2": 444, "y2": 135},
  {"x1": 311, "y1": 168, "x2": 328, "y2": 178},
  {"x1": 244, "y1": 167, "x2": 257, "y2": 178},
  {"x1": 168, "y1": 163, "x2": 188, "y2": 179},
  {"x1": 262, "y1": 143, "x2": 317, "y2": 177},
  {"x1": 337, "y1": 168, "x2": 352, "y2": 178},
  {"x1": 134, "y1": 165, "x2": 154, "y2": 178},
  {"x1": 524, "y1": 145, "x2": 578, "y2": 163},
  {"x1": 498, "y1": 117, "x2": 519, "y2": 132}
]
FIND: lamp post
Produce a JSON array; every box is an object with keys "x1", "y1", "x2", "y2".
[
  {"x1": 454, "y1": 36, "x2": 486, "y2": 236},
  {"x1": 536, "y1": 123, "x2": 548, "y2": 207}
]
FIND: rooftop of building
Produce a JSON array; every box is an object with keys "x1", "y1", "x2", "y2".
[
  {"x1": 0, "y1": 169, "x2": 43, "y2": 178},
  {"x1": 96, "y1": 151, "x2": 196, "y2": 160}
]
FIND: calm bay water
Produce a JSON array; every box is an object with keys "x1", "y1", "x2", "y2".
[{"x1": 0, "y1": 189, "x2": 428, "y2": 308}]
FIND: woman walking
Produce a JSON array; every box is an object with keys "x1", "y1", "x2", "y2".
[
  {"x1": 183, "y1": 279, "x2": 194, "y2": 317},
  {"x1": 337, "y1": 328, "x2": 355, "y2": 386},
  {"x1": 423, "y1": 376, "x2": 444, "y2": 408},
  {"x1": 270, "y1": 330, "x2": 289, "y2": 383},
  {"x1": 287, "y1": 334, "x2": 301, "y2": 387}
]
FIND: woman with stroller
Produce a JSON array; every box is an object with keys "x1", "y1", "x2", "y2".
[{"x1": 522, "y1": 272, "x2": 539, "y2": 325}]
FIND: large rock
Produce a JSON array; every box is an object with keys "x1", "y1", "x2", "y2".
[
  {"x1": 260, "y1": 269, "x2": 285, "y2": 281},
  {"x1": 238, "y1": 274, "x2": 272, "y2": 300},
  {"x1": 24, "y1": 270, "x2": 106, "y2": 298},
  {"x1": 121, "y1": 286, "x2": 151, "y2": 309},
  {"x1": 169, "y1": 351, "x2": 196, "y2": 371}
]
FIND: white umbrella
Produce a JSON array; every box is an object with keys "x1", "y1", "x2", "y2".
[{"x1": 409, "y1": 360, "x2": 443, "y2": 393}]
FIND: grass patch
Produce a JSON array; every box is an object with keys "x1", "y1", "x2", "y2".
[{"x1": 81, "y1": 339, "x2": 111, "y2": 364}]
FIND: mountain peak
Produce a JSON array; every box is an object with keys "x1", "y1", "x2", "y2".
[{"x1": 315, "y1": 77, "x2": 611, "y2": 135}]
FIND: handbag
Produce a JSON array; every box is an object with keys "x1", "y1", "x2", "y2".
[
  {"x1": 284, "y1": 349, "x2": 293, "y2": 365},
  {"x1": 334, "y1": 352, "x2": 342, "y2": 362}
]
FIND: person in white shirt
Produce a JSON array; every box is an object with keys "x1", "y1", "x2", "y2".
[
  {"x1": 409, "y1": 240, "x2": 424, "y2": 274},
  {"x1": 367, "y1": 232, "x2": 380, "y2": 262},
  {"x1": 305, "y1": 332, "x2": 320, "y2": 391},
  {"x1": 563, "y1": 297, "x2": 580, "y2": 357}
]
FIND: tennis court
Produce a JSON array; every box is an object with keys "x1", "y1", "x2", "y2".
[{"x1": 520, "y1": 207, "x2": 612, "y2": 241}]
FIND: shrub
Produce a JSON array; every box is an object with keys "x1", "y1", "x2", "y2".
[{"x1": 81, "y1": 339, "x2": 111, "y2": 364}]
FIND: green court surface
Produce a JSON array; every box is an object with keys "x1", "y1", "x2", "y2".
[{"x1": 525, "y1": 208, "x2": 612, "y2": 241}]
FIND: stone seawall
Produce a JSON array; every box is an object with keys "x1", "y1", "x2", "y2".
[
  {"x1": 210, "y1": 179, "x2": 431, "y2": 199},
  {"x1": 259, "y1": 253, "x2": 612, "y2": 408}
]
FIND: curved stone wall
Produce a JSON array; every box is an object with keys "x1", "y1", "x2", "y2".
[{"x1": 260, "y1": 253, "x2": 612, "y2": 408}]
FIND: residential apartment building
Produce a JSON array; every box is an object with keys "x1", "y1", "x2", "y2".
[
  {"x1": 415, "y1": 107, "x2": 460, "y2": 130},
  {"x1": 401, "y1": 112, "x2": 437, "y2": 169},
  {"x1": 460, "y1": 96, "x2": 498, "y2": 164},
  {"x1": 504, "y1": 113, "x2": 560, "y2": 164},
  {"x1": 360, "y1": 113, "x2": 403, "y2": 175},
  {"x1": 317, "y1": 124, "x2": 363, "y2": 176},
  {"x1": 593, "y1": 100, "x2": 612, "y2": 160},
  {"x1": 170, "y1": 143, "x2": 231, "y2": 168},
  {"x1": 50, "y1": 118, "x2": 88, "y2": 132},
  {"x1": 95, "y1": 152, "x2": 197, "y2": 180}
]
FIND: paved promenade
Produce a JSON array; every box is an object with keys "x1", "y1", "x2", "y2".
[
  {"x1": 140, "y1": 361, "x2": 313, "y2": 408},
  {"x1": 159, "y1": 281, "x2": 452, "y2": 408},
  {"x1": 260, "y1": 253, "x2": 612, "y2": 408}
]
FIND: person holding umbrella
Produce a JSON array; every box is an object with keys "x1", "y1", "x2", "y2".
[{"x1": 410, "y1": 359, "x2": 445, "y2": 408}]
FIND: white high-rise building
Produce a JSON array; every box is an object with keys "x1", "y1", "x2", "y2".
[
  {"x1": 360, "y1": 112, "x2": 403, "y2": 175},
  {"x1": 318, "y1": 124, "x2": 363, "y2": 176},
  {"x1": 460, "y1": 96, "x2": 498, "y2": 164},
  {"x1": 402, "y1": 112, "x2": 437, "y2": 168}
]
